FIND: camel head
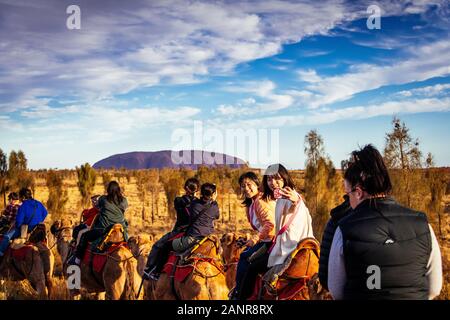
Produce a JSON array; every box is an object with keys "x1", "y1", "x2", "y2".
[
  {"x1": 127, "y1": 236, "x2": 139, "y2": 257},
  {"x1": 50, "y1": 218, "x2": 73, "y2": 240},
  {"x1": 220, "y1": 232, "x2": 249, "y2": 265},
  {"x1": 127, "y1": 234, "x2": 153, "y2": 257}
]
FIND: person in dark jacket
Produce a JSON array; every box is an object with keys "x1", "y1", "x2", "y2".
[
  {"x1": 328, "y1": 144, "x2": 442, "y2": 300},
  {"x1": 149, "y1": 182, "x2": 219, "y2": 279},
  {"x1": 318, "y1": 195, "x2": 351, "y2": 290},
  {"x1": 143, "y1": 177, "x2": 200, "y2": 280},
  {"x1": 0, "y1": 188, "x2": 48, "y2": 256},
  {"x1": 69, "y1": 181, "x2": 128, "y2": 265}
]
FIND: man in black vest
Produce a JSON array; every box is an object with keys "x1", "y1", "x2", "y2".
[{"x1": 328, "y1": 144, "x2": 442, "y2": 300}]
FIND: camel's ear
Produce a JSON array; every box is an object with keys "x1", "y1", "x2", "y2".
[
  {"x1": 69, "y1": 219, "x2": 73, "y2": 226},
  {"x1": 213, "y1": 235, "x2": 222, "y2": 253},
  {"x1": 149, "y1": 234, "x2": 154, "y2": 243}
]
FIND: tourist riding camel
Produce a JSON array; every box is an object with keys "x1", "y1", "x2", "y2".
[
  {"x1": 143, "y1": 177, "x2": 200, "y2": 280},
  {"x1": 259, "y1": 163, "x2": 315, "y2": 296},
  {"x1": 146, "y1": 182, "x2": 219, "y2": 280},
  {"x1": 230, "y1": 171, "x2": 275, "y2": 300},
  {"x1": 0, "y1": 192, "x2": 21, "y2": 234},
  {"x1": 68, "y1": 180, "x2": 128, "y2": 266},
  {"x1": 70, "y1": 194, "x2": 101, "y2": 245},
  {"x1": 328, "y1": 144, "x2": 443, "y2": 300},
  {"x1": 0, "y1": 188, "x2": 48, "y2": 258}
]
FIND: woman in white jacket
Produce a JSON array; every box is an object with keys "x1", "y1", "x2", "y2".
[{"x1": 262, "y1": 163, "x2": 315, "y2": 287}]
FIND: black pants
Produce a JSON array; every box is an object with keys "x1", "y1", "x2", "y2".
[
  {"x1": 237, "y1": 249, "x2": 270, "y2": 300},
  {"x1": 145, "y1": 230, "x2": 180, "y2": 272},
  {"x1": 153, "y1": 238, "x2": 175, "y2": 274},
  {"x1": 72, "y1": 223, "x2": 88, "y2": 241},
  {"x1": 75, "y1": 228, "x2": 103, "y2": 259}
]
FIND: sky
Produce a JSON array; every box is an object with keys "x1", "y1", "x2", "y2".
[{"x1": 0, "y1": 0, "x2": 449, "y2": 170}]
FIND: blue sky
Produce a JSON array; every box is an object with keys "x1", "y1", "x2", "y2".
[{"x1": 0, "y1": 0, "x2": 449, "y2": 169}]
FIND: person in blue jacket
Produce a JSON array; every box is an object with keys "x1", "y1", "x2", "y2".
[{"x1": 0, "y1": 188, "x2": 48, "y2": 257}]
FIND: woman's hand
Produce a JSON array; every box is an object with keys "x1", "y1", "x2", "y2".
[{"x1": 279, "y1": 186, "x2": 300, "y2": 204}]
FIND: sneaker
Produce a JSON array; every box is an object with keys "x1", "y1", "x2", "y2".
[{"x1": 142, "y1": 269, "x2": 151, "y2": 280}]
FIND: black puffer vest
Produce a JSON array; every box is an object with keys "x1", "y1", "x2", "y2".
[{"x1": 338, "y1": 197, "x2": 431, "y2": 300}]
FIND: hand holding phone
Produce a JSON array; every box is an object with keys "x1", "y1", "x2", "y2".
[{"x1": 274, "y1": 188, "x2": 283, "y2": 199}]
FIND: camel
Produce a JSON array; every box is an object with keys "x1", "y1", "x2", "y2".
[
  {"x1": 148, "y1": 234, "x2": 228, "y2": 300},
  {"x1": 0, "y1": 225, "x2": 55, "y2": 299},
  {"x1": 50, "y1": 218, "x2": 74, "y2": 266},
  {"x1": 128, "y1": 234, "x2": 154, "y2": 276},
  {"x1": 67, "y1": 224, "x2": 143, "y2": 300},
  {"x1": 220, "y1": 232, "x2": 248, "y2": 291}
]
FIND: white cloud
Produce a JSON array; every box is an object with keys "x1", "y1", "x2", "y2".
[
  {"x1": 2, "y1": 0, "x2": 445, "y2": 111},
  {"x1": 296, "y1": 40, "x2": 450, "y2": 108},
  {"x1": 218, "y1": 80, "x2": 294, "y2": 115},
  {"x1": 297, "y1": 69, "x2": 322, "y2": 83},
  {"x1": 396, "y1": 83, "x2": 450, "y2": 97},
  {"x1": 213, "y1": 97, "x2": 450, "y2": 129}
]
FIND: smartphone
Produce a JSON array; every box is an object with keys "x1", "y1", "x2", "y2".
[{"x1": 274, "y1": 188, "x2": 283, "y2": 199}]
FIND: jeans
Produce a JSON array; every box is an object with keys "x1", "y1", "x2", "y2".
[
  {"x1": 235, "y1": 241, "x2": 271, "y2": 300},
  {"x1": 0, "y1": 228, "x2": 21, "y2": 256}
]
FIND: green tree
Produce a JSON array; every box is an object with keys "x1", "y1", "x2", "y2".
[
  {"x1": 76, "y1": 163, "x2": 97, "y2": 208},
  {"x1": 46, "y1": 170, "x2": 68, "y2": 220},
  {"x1": 160, "y1": 168, "x2": 183, "y2": 219},
  {"x1": 304, "y1": 130, "x2": 325, "y2": 218},
  {"x1": 304, "y1": 130, "x2": 342, "y2": 238},
  {"x1": 384, "y1": 117, "x2": 424, "y2": 209},
  {"x1": 7, "y1": 150, "x2": 34, "y2": 193}
]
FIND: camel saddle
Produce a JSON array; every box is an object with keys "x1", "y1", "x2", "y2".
[
  {"x1": 82, "y1": 224, "x2": 128, "y2": 276},
  {"x1": 162, "y1": 235, "x2": 223, "y2": 283},
  {"x1": 251, "y1": 237, "x2": 320, "y2": 300}
]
